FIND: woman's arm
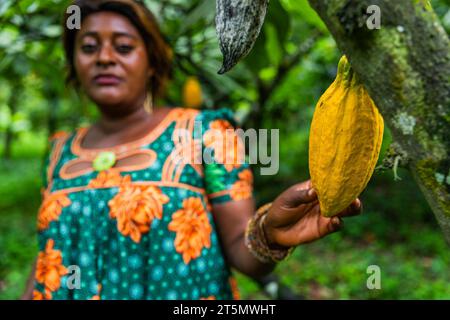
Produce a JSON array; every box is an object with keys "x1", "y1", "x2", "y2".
[
  {"x1": 212, "y1": 198, "x2": 277, "y2": 279},
  {"x1": 20, "y1": 258, "x2": 36, "y2": 300}
]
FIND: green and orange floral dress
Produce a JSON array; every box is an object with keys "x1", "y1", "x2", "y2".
[{"x1": 33, "y1": 107, "x2": 253, "y2": 300}]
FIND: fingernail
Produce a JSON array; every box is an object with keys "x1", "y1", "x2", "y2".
[
  {"x1": 332, "y1": 217, "x2": 341, "y2": 225},
  {"x1": 308, "y1": 188, "x2": 316, "y2": 197}
]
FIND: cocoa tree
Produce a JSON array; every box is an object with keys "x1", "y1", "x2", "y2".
[
  {"x1": 215, "y1": 0, "x2": 450, "y2": 245},
  {"x1": 306, "y1": 0, "x2": 450, "y2": 245}
]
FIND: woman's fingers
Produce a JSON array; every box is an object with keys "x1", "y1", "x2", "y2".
[
  {"x1": 327, "y1": 216, "x2": 343, "y2": 233},
  {"x1": 267, "y1": 181, "x2": 318, "y2": 229},
  {"x1": 279, "y1": 182, "x2": 317, "y2": 209},
  {"x1": 336, "y1": 199, "x2": 363, "y2": 218},
  {"x1": 266, "y1": 182, "x2": 362, "y2": 246},
  {"x1": 299, "y1": 214, "x2": 343, "y2": 243},
  {"x1": 272, "y1": 213, "x2": 343, "y2": 246}
]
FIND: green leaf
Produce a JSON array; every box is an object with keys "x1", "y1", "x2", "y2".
[
  {"x1": 26, "y1": 2, "x2": 39, "y2": 14},
  {"x1": 242, "y1": 0, "x2": 291, "y2": 73},
  {"x1": 0, "y1": 27, "x2": 19, "y2": 48},
  {"x1": 281, "y1": 0, "x2": 327, "y2": 31},
  {"x1": 259, "y1": 67, "x2": 277, "y2": 82},
  {"x1": 266, "y1": 0, "x2": 291, "y2": 46},
  {"x1": 11, "y1": 112, "x2": 30, "y2": 133},
  {"x1": 177, "y1": 0, "x2": 215, "y2": 36},
  {"x1": 42, "y1": 25, "x2": 62, "y2": 37},
  {"x1": 242, "y1": 29, "x2": 269, "y2": 75},
  {"x1": 202, "y1": 60, "x2": 248, "y2": 96},
  {"x1": 12, "y1": 55, "x2": 30, "y2": 76},
  {"x1": 0, "y1": 105, "x2": 12, "y2": 131},
  {"x1": 0, "y1": 0, "x2": 14, "y2": 16},
  {"x1": 265, "y1": 23, "x2": 283, "y2": 66}
]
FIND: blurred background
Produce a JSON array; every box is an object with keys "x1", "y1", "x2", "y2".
[{"x1": 0, "y1": 0, "x2": 449, "y2": 299}]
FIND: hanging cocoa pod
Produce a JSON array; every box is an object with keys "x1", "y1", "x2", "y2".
[
  {"x1": 215, "y1": 0, "x2": 269, "y2": 74},
  {"x1": 182, "y1": 76, "x2": 203, "y2": 108},
  {"x1": 309, "y1": 56, "x2": 384, "y2": 217}
]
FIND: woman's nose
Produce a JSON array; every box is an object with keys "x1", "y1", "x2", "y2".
[{"x1": 97, "y1": 44, "x2": 115, "y2": 67}]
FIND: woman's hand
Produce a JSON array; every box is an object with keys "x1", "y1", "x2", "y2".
[{"x1": 263, "y1": 180, "x2": 362, "y2": 249}]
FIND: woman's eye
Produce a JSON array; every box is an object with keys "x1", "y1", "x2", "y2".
[
  {"x1": 116, "y1": 45, "x2": 134, "y2": 54},
  {"x1": 81, "y1": 44, "x2": 97, "y2": 54}
]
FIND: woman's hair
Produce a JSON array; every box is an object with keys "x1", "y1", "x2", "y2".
[{"x1": 63, "y1": 0, "x2": 173, "y2": 99}]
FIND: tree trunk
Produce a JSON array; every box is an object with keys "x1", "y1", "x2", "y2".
[{"x1": 307, "y1": 0, "x2": 450, "y2": 244}]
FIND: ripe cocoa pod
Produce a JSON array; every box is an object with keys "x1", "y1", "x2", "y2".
[
  {"x1": 309, "y1": 56, "x2": 384, "y2": 217},
  {"x1": 215, "y1": 0, "x2": 269, "y2": 74},
  {"x1": 182, "y1": 76, "x2": 203, "y2": 108}
]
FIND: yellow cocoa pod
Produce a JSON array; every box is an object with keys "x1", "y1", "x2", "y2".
[
  {"x1": 182, "y1": 76, "x2": 203, "y2": 108},
  {"x1": 309, "y1": 56, "x2": 384, "y2": 217}
]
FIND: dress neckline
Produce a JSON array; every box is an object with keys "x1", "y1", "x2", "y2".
[{"x1": 71, "y1": 107, "x2": 182, "y2": 157}]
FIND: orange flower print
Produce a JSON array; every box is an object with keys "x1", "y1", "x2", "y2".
[
  {"x1": 90, "y1": 284, "x2": 102, "y2": 300},
  {"x1": 109, "y1": 184, "x2": 169, "y2": 243},
  {"x1": 203, "y1": 119, "x2": 245, "y2": 172},
  {"x1": 37, "y1": 193, "x2": 72, "y2": 231},
  {"x1": 200, "y1": 296, "x2": 216, "y2": 300},
  {"x1": 168, "y1": 197, "x2": 212, "y2": 264},
  {"x1": 88, "y1": 169, "x2": 131, "y2": 188},
  {"x1": 33, "y1": 289, "x2": 52, "y2": 300},
  {"x1": 229, "y1": 276, "x2": 241, "y2": 300},
  {"x1": 230, "y1": 169, "x2": 253, "y2": 200},
  {"x1": 35, "y1": 239, "x2": 68, "y2": 294}
]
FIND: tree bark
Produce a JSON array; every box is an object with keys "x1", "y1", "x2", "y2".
[{"x1": 307, "y1": 0, "x2": 450, "y2": 244}]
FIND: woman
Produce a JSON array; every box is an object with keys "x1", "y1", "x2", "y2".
[{"x1": 22, "y1": 0, "x2": 361, "y2": 300}]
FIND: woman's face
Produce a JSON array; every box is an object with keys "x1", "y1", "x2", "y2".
[{"x1": 74, "y1": 11, "x2": 153, "y2": 116}]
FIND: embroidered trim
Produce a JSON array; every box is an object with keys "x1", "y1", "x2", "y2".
[
  {"x1": 45, "y1": 133, "x2": 70, "y2": 194},
  {"x1": 162, "y1": 109, "x2": 203, "y2": 182},
  {"x1": 46, "y1": 180, "x2": 208, "y2": 197},
  {"x1": 208, "y1": 185, "x2": 253, "y2": 200},
  {"x1": 59, "y1": 149, "x2": 157, "y2": 180}
]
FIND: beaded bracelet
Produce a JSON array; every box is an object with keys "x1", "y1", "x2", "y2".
[{"x1": 244, "y1": 202, "x2": 295, "y2": 264}]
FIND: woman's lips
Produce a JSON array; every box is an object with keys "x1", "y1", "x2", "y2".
[{"x1": 94, "y1": 75, "x2": 122, "y2": 85}]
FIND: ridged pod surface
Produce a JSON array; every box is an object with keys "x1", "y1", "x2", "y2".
[
  {"x1": 215, "y1": 0, "x2": 269, "y2": 74},
  {"x1": 309, "y1": 56, "x2": 384, "y2": 217}
]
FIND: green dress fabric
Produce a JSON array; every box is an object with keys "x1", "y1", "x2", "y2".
[{"x1": 33, "y1": 107, "x2": 254, "y2": 300}]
